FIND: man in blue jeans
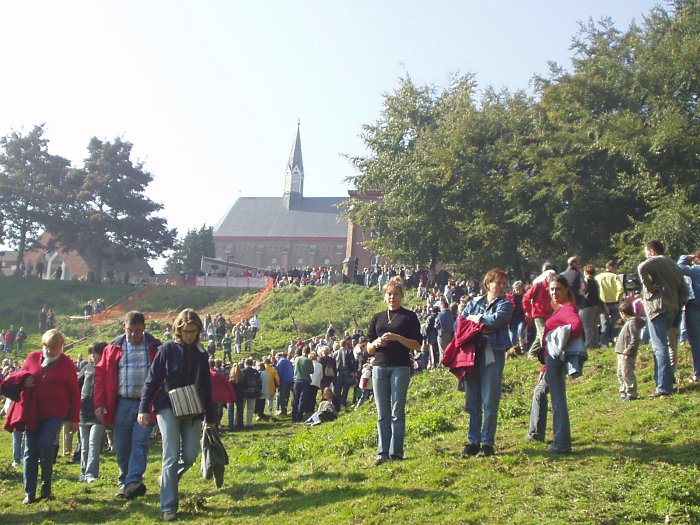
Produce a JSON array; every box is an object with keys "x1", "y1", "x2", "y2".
[
  {"x1": 275, "y1": 352, "x2": 294, "y2": 416},
  {"x1": 638, "y1": 240, "x2": 687, "y2": 397},
  {"x1": 94, "y1": 311, "x2": 161, "y2": 499}
]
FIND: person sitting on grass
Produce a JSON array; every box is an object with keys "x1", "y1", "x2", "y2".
[{"x1": 305, "y1": 387, "x2": 339, "y2": 425}]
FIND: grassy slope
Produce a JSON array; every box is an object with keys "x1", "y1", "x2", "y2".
[{"x1": 1, "y1": 283, "x2": 699, "y2": 524}]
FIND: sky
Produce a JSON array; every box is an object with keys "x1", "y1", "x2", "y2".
[{"x1": 0, "y1": 1, "x2": 664, "y2": 270}]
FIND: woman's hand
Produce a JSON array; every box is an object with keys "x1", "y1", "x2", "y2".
[
  {"x1": 137, "y1": 412, "x2": 151, "y2": 428},
  {"x1": 71, "y1": 422, "x2": 79, "y2": 433}
]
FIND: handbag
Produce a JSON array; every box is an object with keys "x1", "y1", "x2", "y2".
[
  {"x1": 169, "y1": 384, "x2": 204, "y2": 419},
  {"x1": 168, "y1": 355, "x2": 204, "y2": 419}
]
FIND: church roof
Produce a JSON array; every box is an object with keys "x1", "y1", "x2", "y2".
[{"x1": 213, "y1": 196, "x2": 348, "y2": 239}]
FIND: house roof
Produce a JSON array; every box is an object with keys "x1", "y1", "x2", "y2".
[{"x1": 214, "y1": 196, "x2": 348, "y2": 239}]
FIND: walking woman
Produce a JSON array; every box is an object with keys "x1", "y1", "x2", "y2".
[
  {"x1": 367, "y1": 276, "x2": 423, "y2": 466},
  {"x1": 1, "y1": 329, "x2": 80, "y2": 504},
  {"x1": 137, "y1": 309, "x2": 215, "y2": 522},
  {"x1": 460, "y1": 268, "x2": 514, "y2": 458},
  {"x1": 79, "y1": 341, "x2": 108, "y2": 483},
  {"x1": 543, "y1": 275, "x2": 583, "y2": 454}
]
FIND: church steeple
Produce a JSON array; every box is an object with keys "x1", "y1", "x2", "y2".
[{"x1": 283, "y1": 120, "x2": 304, "y2": 210}]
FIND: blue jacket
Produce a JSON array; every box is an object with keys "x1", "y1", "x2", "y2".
[
  {"x1": 275, "y1": 357, "x2": 295, "y2": 385},
  {"x1": 678, "y1": 255, "x2": 700, "y2": 307},
  {"x1": 461, "y1": 295, "x2": 514, "y2": 351}
]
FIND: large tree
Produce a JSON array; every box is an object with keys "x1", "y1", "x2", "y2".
[
  {"x1": 54, "y1": 137, "x2": 176, "y2": 281},
  {"x1": 163, "y1": 225, "x2": 215, "y2": 274},
  {"x1": 0, "y1": 125, "x2": 70, "y2": 273}
]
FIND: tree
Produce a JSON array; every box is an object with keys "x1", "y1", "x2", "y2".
[
  {"x1": 163, "y1": 225, "x2": 215, "y2": 274},
  {"x1": 53, "y1": 137, "x2": 176, "y2": 281},
  {"x1": 0, "y1": 125, "x2": 70, "y2": 274}
]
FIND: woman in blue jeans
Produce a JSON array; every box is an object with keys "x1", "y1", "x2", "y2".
[
  {"x1": 367, "y1": 276, "x2": 423, "y2": 466},
  {"x1": 138, "y1": 309, "x2": 215, "y2": 522},
  {"x1": 461, "y1": 268, "x2": 514, "y2": 458}
]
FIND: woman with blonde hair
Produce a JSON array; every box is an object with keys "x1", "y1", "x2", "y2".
[
  {"x1": 366, "y1": 276, "x2": 423, "y2": 466},
  {"x1": 1, "y1": 329, "x2": 80, "y2": 504},
  {"x1": 137, "y1": 309, "x2": 215, "y2": 522}
]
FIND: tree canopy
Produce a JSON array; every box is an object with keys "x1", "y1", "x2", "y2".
[
  {"x1": 343, "y1": 1, "x2": 700, "y2": 276},
  {"x1": 163, "y1": 225, "x2": 215, "y2": 274},
  {"x1": 0, "y1": 131, "x2": 175, "y2": 280}
]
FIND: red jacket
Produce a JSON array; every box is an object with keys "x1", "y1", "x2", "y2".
[
  {"x1": 544, "y1": 302, "x2": 583, "y2": 348},
  {"x1": 210, "y1": 370, "x2": 235, "y2": 403},
  {"x1": 2, "y1": 371, "x2": 38, "y2": 432},
  {"x1": 523, "y1": 281, "x2": 553, "y2": 321},
  {"x1": 93, "y1": 333, "x2": 161, "y2": 426},
  {"x1": 3, "y1": 352, "x2": 79, "y2": 430},
  {"x1": 441, "y1": 316, "x2": 483, "y2": 380}
]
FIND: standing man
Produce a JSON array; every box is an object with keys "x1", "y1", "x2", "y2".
[
  {"x1": 435, "y1": 300, "x2": 455, "y2": 364},
  {"x1": 596, "y1": 260, "x2": 624, "y2": 346},
  {"x1": 638, "y1": 241, "x2": 687, "y2": 397},
  {"x1": 275, "y1": 351, "x2": 294, "y2": 416},
  {"x1": 677, "y1": 250, "x2": 700, "y2": 382},
  {"x1": 94, "y1": 311, "x2": 161, "y2": 499},
  {"x1": 561, "y1": 256, "x2": 587, "y2": 309},
  {"x1": 292, "y1": 348, "x2": 314, "y2": 423}
]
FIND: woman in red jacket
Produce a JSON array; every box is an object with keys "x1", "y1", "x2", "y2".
[
  {"x1": 12, "y1": 329, "x2": 79, "y2": 504},
  {"x1": 542, "y1": 276, "x2": 583, "y2": 454}
]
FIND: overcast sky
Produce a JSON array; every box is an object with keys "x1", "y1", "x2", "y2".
[{"x1": 0, "y1": 1, "x2": 664, "y2": 268}]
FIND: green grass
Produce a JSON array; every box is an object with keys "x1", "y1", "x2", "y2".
[{"x1": 1, "y1": 281, "x2": 700, "y2": 524}]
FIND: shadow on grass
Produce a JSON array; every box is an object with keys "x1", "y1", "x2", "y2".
[{"x1": 576, "y1": 439, "x2": 700, "y2": 467}]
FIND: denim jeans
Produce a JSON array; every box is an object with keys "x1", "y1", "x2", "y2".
[
  {"x1": 600, "y1": 303, "x2": 621, "y2": 346},
  {"x1": 114, "y1": 398, "x2": 153, "y2": 488},
  {"x1": 292, "y1": 380, "x2": 310, "y2": 422},
  {"x1": 527, "y1": 373, "x2": 548, "y2": 441},
  {"x1": 13, "y1": 431, "x2": 24, "y2": 465},
  {"x1": 464, "y1": 350, "x2": 505, "y2": 447},
  {"x1": 545, "y1": 353, "x2": 571, "y2": 453},
  {"x1": 334, "y1": 370, "x2": 353, "y2": 406},
  {"x1": 156, "y1": 408, "x2": 202, "y2": 514},
  {"x1": 509, "y1": 320, "x2": 526, "y2": 347},
  {"x1": 227, "y1": 399, "x2": 244, "y2": 431},
  {"x1": 79, "y1": 423, "x2": 105, "y2": 481},
  {"x1": 648, "y1": 315, "x2": 675, "y2": 394},
  {"x1": 372, "y1": 366, "x2": 410, "y2": 459},
  {"x1": 23, "y1": 416, "x2": 63, "y2": 498},
  {"x1": 277, "y1": 383, "x2": 292, "y2": 415},
  {"x1": 685, "y1": 304, "x2": 700, "y2": 377}
]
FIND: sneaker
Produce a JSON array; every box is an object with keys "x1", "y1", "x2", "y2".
[
  {"x1": 374, "y1": 456, "x2": 387, "y2": 466},
  {"x1": 124, "y1": 482, "x2": 146, "y2": 500},
  {"x1": 476, "y1": 445, "x2": 494, "y2": 458},
  {"x1": 647, "y1": 391, "x2": 671, "y2": 398},
  {"x1": 22, "y1": 495, "x2": 36, "y2": 505},
  {"x1": 115, "y1": 488, "x2": 126, "y2": 499},
  {"x1": 544, "y1": 447, "x2": 571, "y2": 455},
  {"x1": 688, "y1": 375, "x2": 700, "y2": 383},
  {"x1": 622, "y1": 394, "x2": 639, "y2": 402},
  {"x1": 461, "y1": 443, "x2": 480, "y2": 457},
  {"x1": 526, "y1": 434, "x2": 544, "y2": 442},
  {"x1": 11, "y1": 462, "x2": 19, "y2": 468},
  {"x1": 86, "y1": 477, "x2": 98, "y2": 484},
  {"x1": 163, "y1": 512, "x2": 177, "y2": 522}
]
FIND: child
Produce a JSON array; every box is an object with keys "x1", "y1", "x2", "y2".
[
  {"x1": 615, "y1": 301, "x2": 645, "y2": 401},
  {"x1": 355, "y1": 358, "x2": 374, "y2": 409}
]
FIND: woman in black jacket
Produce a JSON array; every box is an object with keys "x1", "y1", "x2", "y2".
[{"x1": 137, "y1": 309, "x2": 215, "y2": 522}]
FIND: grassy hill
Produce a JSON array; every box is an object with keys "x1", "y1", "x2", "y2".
[{"x1": 1, "y1": 281, "x2": 699, "y2": 524}]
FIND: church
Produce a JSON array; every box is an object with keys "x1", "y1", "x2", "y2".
[{"x1": 212, "y1": 125, "x2": 376, "y2": 274}]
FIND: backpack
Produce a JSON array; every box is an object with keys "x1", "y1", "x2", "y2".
[{"x1": 324, "y1": 361, "x2": 335, "y2": 378}]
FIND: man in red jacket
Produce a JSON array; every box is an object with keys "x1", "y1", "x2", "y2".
[
  {"x1": 94, "y1": 311, "x2": 161, "y2": 500},
  {"x1": 523, "y1": 265, "x2": 557, "y2": 359}
]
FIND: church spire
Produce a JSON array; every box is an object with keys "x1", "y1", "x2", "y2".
[{"x1": 283, "y1": 120, "x2": 304, "y2": 209}]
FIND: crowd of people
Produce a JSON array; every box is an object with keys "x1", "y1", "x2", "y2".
[{"x1": 1, "y1": 239, "x2": 700, "y2": 521}]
